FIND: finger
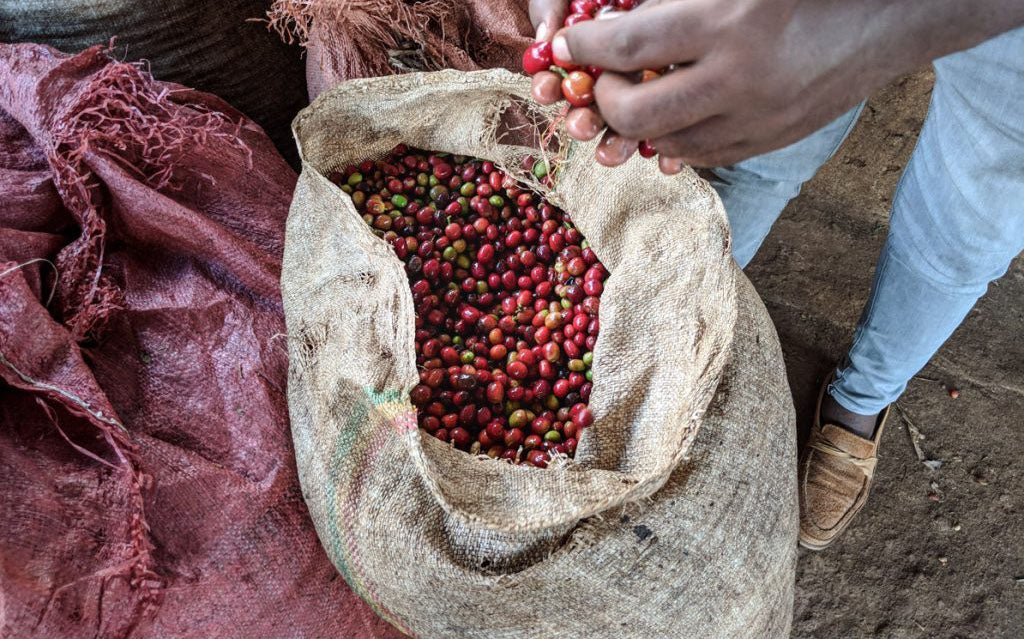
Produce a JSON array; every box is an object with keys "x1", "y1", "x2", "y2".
[
  {"x1": 682, "y1": 142, "x2": 759, "y2": 169},
  {"x1": 630, "y1": 0, "x2": 680, "y2": 13},
  {"x1": 593, "y1": 67, "x2": 722, "y2": 141},
  {"x1": 651, "y1": 116, "x2": 750, "y2": 167},
  {"x1": 594, "y1": 130, "x2": 638, "y2": 167},
  {"x1": 658, "y1": 103, "x2": 843, "y2": 168},
  {"x1": 565, "y1": 107, "x2": 605, "y2": 141},
  {"x1": 658, "y1": 155, "x2": 685, "y2": 175},
  {"x1": 658, "y1": 109, "x2": 825, "y2": 167},
  {"x1": 530, "y1": 0, "x2": 569, "y2": 41},
  {"x1": 552, "y1": 1, "x2": 710, "y2": 72},
  {"x1": 531, "y1": 71, "x2": 564, "y2": 105}
]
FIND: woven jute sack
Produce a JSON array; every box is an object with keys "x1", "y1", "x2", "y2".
[{"x1": 281, "y1": 69, "x2": 797, "y2": 638}]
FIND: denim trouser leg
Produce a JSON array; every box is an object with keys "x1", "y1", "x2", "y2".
[
  {"x1": 714, "y1": 27, "x2": 1024, "y2": 415},
  {"x1": 830, "y1": 28, "x2": 1024, "y2": 414},
  {"x1": 710, "y1": 104, "x2": 865, "y2": 267}
]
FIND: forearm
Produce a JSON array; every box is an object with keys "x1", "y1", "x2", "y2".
[{"x1": 853, "y1": 0, "x2": 1024, "y2": 79}]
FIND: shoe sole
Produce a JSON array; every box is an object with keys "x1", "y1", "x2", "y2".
[{"x1": 798, "y1": 535, "x2": 833, "y2": 551}]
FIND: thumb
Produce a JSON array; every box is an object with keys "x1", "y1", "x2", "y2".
[
  {"x1": 553, "y1": 2, "x2": 700, "y2": 72},
  {"x1": 529, "y1": 0, "x2": 569, "y2": 41}
]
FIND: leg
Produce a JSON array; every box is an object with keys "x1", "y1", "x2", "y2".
[
  {"x1": 710, "y1": 103, "x2": 865, "y2": 267},
  {"x1": 800, "y1": 26, "x2": 1024, "y2": 550},
  {"x1": 830, "y1": 27, "x2": 1024, "y2": 417}
]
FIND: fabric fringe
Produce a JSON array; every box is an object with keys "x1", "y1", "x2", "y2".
[
  {"x1": 47, "y1": 44, "x2": 251, "y2": 342},
  {"x1": 267, "y1": 0, "x2": 471, "y2": 77}
]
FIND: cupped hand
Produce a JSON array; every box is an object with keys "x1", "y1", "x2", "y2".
[
  {"x1": 531, "y1": 0, "x2": 986, "y2": 170},
  {"x1": 528, "y1": 0, "x2": 685, "y2": 173}
]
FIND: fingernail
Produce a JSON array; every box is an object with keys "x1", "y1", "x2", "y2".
[
  {"x1": 595, "y1": 134, "x2": 637, "y2": 167},
  {"x1": 552, "y1": 35, "x2": 571, "y2": 63},
  {"x1": 535, "y1": 22, "x2": 551, "y2": 42},
  {"x1": 659, "y1": 156, "x2": 685, "y2": 175}
]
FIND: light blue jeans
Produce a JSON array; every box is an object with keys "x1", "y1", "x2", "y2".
[{"x1": 711, "y1": 28, "x2": 1024, "y2": 415}]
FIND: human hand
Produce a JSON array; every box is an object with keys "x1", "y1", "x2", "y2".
[
  {"x1": 529, "y1": 0, "x2": 1020, "y2": 169},
  {"x1": 547, "y1": 0, "x2": 877, "y2": 169},
  {"x1": 528, "y1": 1, "x2": 683, "y2": 172}
]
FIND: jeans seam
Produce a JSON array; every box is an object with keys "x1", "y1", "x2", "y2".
[
  {"x1": 824, "y1": 102, "x2": 867, "y2": 160},
  {"x1": 831, "y1": 245, "x2": 892, "y2": 393},
  {"x1": 829, "y1": 101, "x2": 914, "y2": 406}
]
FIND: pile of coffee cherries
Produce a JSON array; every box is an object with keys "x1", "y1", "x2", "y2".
[
  {"x1": 522, "y1": 0, "x2": 660, "y2": 159},
  {"x1": 332, "y1": 146, "x2": 604, "y2": 468}
]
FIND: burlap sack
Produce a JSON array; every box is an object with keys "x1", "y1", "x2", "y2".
[{"x1": 281, "y1": 69, "x2": 797, "y2": 637}]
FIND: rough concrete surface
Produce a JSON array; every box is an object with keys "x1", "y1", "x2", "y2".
[{"x1": 743, "y1": 70, "x2": 1023, "y2": 638}]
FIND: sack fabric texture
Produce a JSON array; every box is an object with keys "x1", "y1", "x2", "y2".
[
  {"x1": 0, "y1": 43, "x2": 403, "y2": 638},
  {"x1": 282, "y1": 69, "x2": 799, "y2": 638},
  {"x1": 268, "y1": 0, "x2": 534, "y2": 100},
  {"x1": 0, "y1": 0, "x2": 310, "y2": 166}
]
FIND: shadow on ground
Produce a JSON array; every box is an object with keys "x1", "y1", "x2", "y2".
[{"x1": 744, "y1": 70, "x2": 1024, "y2": 638}]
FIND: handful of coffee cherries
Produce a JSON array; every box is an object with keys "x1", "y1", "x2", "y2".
[{"x1": 522, "y1": 0, "x2": 681, "y2": 173}]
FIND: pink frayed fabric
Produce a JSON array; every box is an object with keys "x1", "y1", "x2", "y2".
[
  {"x1": 0, "y1": 42, "x2": 404, "y2": 639},
  {"x1": 268, "y1": 0, "x2": 535, "y2": 99}
]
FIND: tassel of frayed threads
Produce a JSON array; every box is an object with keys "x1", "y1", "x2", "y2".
[
  {"x1": 53, "y1": 47, "x2": 251, "y2": 191},
  {"x1": 45, "y1": 44, "x2": 251, "y2": 343},
  {"x1": 267, "y1": 0, "x2": 471, "y2": 78}
]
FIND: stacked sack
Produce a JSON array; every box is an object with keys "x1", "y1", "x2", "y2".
[{"x1": 0, "y1": 0, "x2": 309, "y2": 164}]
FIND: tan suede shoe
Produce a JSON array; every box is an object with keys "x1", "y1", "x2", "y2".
[{"x1": 798, "y1": 376, "x2": 890, "y2": 550}]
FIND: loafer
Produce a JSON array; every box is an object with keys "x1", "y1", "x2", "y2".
[{"x1": 798, "y1": 374, "x2": 890, "y2": 550}]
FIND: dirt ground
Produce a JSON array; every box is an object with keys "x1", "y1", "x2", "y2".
[{"x1": 741, "y1": 70, "x2": 1024, "y2": 637}]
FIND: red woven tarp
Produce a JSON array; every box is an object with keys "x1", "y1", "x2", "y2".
[{"x1": 0, "y1": 42, "x2": 403, "y2": 638}]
